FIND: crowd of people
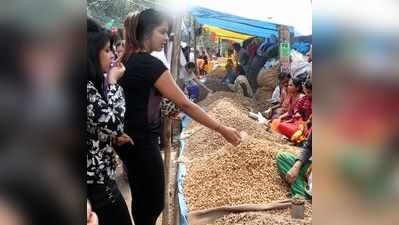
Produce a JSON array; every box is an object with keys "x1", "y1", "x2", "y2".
[
  {"x1": 214, "y1": 35, "x2": 312, "y2": 146},
  {"x1": 86, "y1": 7, "x2": 312, "y2": 225},
  {"x1": 223, "y1": 38, "x2": 312, "y2": 198}
]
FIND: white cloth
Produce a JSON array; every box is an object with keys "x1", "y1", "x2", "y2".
[
  {"x1": 151, "y1": 50, "x2": 170, "y2": 69},
  {"x1": 290, "y1": 49, "x2": 311, "y2": 77},
  {"x1": 166, "y1": 41, "x2": 187, "y2": 79},
  {"x1": 233, "y1": 75, "x2": 253, "y2": 97},
  {"x1": 189, "y1": 52, "x2": 195, "y2": 62},
  {"x1": 306, "y1": 172, "x2": 312, "y2": 197},
  {"x1": 181, "y1": 68, "x2": 195, "y2": 83},
  {"x1": 263, "y1": 58, "x2": 278, "y2": 69},
  {"x1": 271, "y1": 86, "x2": 280, "y2": 103}
]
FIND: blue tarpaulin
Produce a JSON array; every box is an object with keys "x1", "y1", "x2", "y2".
[
  {"x1": 292, "y1": 42, "x2": 311, "y2": 55},
  {"x1": 176, "y1": 115, "x2": 193, "y2": 225},
  {"x1": 191, "y1": 7, "x2": 293, "y2": 38}
]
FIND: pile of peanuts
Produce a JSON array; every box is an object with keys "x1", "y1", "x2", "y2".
[
  {"x1": 182, "y1": 92, "x2": 311, "y2": 224},
  {"x1": 185, "y1": 92, "x2": 287, "y2": 160},
  {"x1": 184, "y1": 136, "x2": 298, "y2": 210}
]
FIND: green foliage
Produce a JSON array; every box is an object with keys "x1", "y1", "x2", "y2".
[
  {"x1": 87, "y1": 0, "x2": 159, "y2": 28},
  {"x1": 198, "y1": 31, "x2": 217, "y2": 53}
]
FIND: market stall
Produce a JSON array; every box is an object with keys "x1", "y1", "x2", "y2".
[{"x1": 172, "y1": 3, "x2": 312, "y2": 225}]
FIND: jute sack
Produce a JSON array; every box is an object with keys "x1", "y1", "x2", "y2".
[
  {"x1": 254, "y1": 86, "x2": 274, "y2": 111},
  {"x1": 256, "y1": 67, "x2": 279, "y2": 90},
  {"x1": 210, "y1": 65, "x2": 226, "y2": 78},
  {"x1": 188, "y1": 200, "x2": 292, "y2": 225}
]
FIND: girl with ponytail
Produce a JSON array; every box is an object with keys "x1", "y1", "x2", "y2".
[{"x1": 119, "y1": 9, "x2": 242, "y2": 225}]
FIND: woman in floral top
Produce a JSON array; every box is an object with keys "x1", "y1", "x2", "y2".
[{"x1": 86, "y1": 17, "x2": 132, "y2": 225}]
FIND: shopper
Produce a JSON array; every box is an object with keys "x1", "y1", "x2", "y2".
[
  {"x1": 86, "y1": 17, "x2": 133, "y2": 225},
  {"x1": 119, "y1": 9, "x2": 242, "y2": 225}
]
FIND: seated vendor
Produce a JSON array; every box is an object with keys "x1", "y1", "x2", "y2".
[
  {"x1": 221, "y1": 59, "x2": 237, "y2": 85},
  {"x1": 221, "y1": 62, "x2": 253, "y2": 98},
  {"x1": 293, "y1": 79, "x2": 312, "y2": 131},
  {"x1": 183, "y1": 62, "x2": 213, "y2": 102},
  {"x1": 277, "y1": 77, "x2": 305, "y2": 121},
  {"x1": 263, "y1": 72, "x2": 291, "y2": 119},
  {"x1": 276, "y1": 133, "x2": 312, "y2": 198}
]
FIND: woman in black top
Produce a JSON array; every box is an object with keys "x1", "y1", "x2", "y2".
[
  {"x1": 119, "y1": 9, "x2": 242, "y2": 225},
  {"x1": 86, "y1": 17, "x2": 132, "y2": 225}
]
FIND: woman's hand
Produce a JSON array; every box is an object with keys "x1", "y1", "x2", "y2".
[
  {"x1": 286, "y1": 118, "x2": 295, "y2": 123},
  {"x1": 218, "y1": 125, "x2": 242, "y2": 146},
  {"x1": 114, "y1": 133, "x2": 134, "y2": 146},
  {"x1": 87, "y1": 201, "x2": 99, "y2": 225},
  {"x1": 293, "y1": 113, "x2": 302, "y2": 119},
  {"x1": 155, "y1": 71, "x2": 241, "y2": 144},
  {"x1": 286, "y1": 161, "x2": 303, "y2": 184},
  {"x1": 87, "y1": 201, "x2": 91, "y2": 221},
  {"x1": 108, "y1": 62, "x2": 126, "y2": 84},
  {"x1": 305, "y1": 165, "x2": 312, "y2": 180},
  {"x1": 305, "y1": 115, "x2": 312, "y2": 127}
]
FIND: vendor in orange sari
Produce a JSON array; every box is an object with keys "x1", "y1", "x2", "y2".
[{"x1": 271, "y1": 77, "x2": 309, "y2": 143}]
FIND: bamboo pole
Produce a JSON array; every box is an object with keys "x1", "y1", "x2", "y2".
[
  {"x1": 188, "y1": 15, "x2": 192, "y2": 59},
  {"x1": 171, "y1": 14, "x2": 183, "y2": 225},
  {"x1": 193, "y1": 19, "x2": 199, "y2": 75},
  {"x1": 170, "y1": 17, "x2": 182, "y2": 80},
  {"x1": 162, "y1": 13, "x2": 182, "y2": 225},
  {"x1": 162, "y1": 117, "x2": 172, "y2": 225},
  {"x1": 217, "y1": 38, "x2": 221, "y2": 56},
  {"x1": 278, "y1": 25, "x2": 290, "y2": 74},
  {"x1": 172, "y1": 119, "x2": 181, "y2": 225}
]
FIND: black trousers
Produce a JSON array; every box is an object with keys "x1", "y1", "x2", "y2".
[
  {"x1": 118, "y1": 133, "x2": 165, "y2": 225},
  {"x1": 87, "y1": 181, "x2": 132, "y2": 225}
]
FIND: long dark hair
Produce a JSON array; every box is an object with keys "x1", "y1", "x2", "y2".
[
  {"x1": 122, "y1": 8, "x2": 168, "y2": 63},
  {"x1": 291, "y1": 77, "x2": 303, "y2": 93},
  {"x1": 304, "y1": 79, "x2": 312, "y2": 90},
  {"x1": 87, "y1": 17, "x2": 111, "y2": 94}
]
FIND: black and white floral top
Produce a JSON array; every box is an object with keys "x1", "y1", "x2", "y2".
[{"x1": 86, "y1": 81, "x2": 125, "y2": 184}]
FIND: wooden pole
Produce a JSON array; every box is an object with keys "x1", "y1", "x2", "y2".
[
  {"x1": 217, "y1": 38, "x2": 220, "y2": 56},
  {"x1": 170, "y1": 17, "x2": 182, "y2": 80},
  {"x1": 171, "y1": 15, "x2": 182, "y2": 225},
  {"x1": 163, "y1": 13, "x2": 182, "y2": 225},
  {"x1": 162, "y1": 117, "x2": 172, "y2": 225},
  {"x1": 193, "y1": 18, "x2": 199, "y2": 75},
  {"x1": 187, "y1": 15, "x2": 191, "y2": 59},
  {"x1": 279, "y1": 25, "x2": 290, "y2": 74},
  {"x1": 172, "y1": 120, "x2": 181, "y2": 225}
]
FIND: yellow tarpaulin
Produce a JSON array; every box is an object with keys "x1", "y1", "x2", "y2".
[{"x1": 203, "y1": 25, "x2": 253, "y2": 42}]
